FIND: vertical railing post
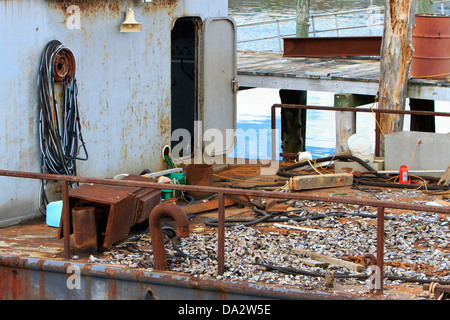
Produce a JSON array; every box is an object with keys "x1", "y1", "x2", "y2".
[
  {"x1": 62, "y1": 180, "x2": 71, "y2": 259},
  {"x1": 311, "y1": 16, "x2": 316, "y2": 36},
  {"x1": 334, "y1": 14, "x2": 339, "y2": 36},
  {"x1": 368, "y1": 8, "x2": 373, "y2": 36},
  {"x1": 271, "y1": 105, "x2": 277, "y2": 161},
  {"x1": 375, "y1": 111, "x2": 381, "y2": 157},
  {"x1": 376, "y1": 206, "x2": 385, "y2": 295},
  {"x1": 276, "y1": 19, "x2": 282, "y2": 52},
  {"x1": 217, "y1": 192, "x2": 225, "y2": 275}
]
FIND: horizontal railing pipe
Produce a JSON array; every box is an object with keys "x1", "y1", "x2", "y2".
[{"x1": 0, "y1": 169, "x2": 449, "y2": 294}]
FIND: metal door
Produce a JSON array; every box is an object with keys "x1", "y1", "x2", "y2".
[{"x1": 202, "y1": 17, "x2": 237, "y2": 157}]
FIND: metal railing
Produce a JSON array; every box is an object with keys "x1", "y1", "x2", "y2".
[
  {"x1": 237, "y1": 6, "x2": 385, "y2": 51},
  {"x1": 236, "y1": 1, "x2": 450, "y2": 52},
  {"x1": 270, "y1": 103, "x2": 450, "y2": 160}
]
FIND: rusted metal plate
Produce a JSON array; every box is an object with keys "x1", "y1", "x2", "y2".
[
  {"x1": 102, "y1": 195, "x2": 136, "y2": 247},
  {"x1": 58, "y1": 184, "x2": 137, "y2": 248},
  {"x1": 182, "y1": 197, "x2": 235, "y2": 214},
  {"x1": 133, "y1": 188, "x2": 161, "y2": 224},
  {"x1": 68, "y1": 184, "x2": 133, "y2": 205},
  {"x1": 186, "y1": 164, "x2": 213, "y2": 199},
  {"x1": 121, "y1": 175, "x2": 161, "y2": 224},
  {"x1": 72, "y1": 207, "x2": 97, "y2": 254},
  {"x1": 283, "y1": 36, "x2": 382, "y2": 57},
  {"x1": 64, "y1": 176, "x2": 161, "y2": 247}
]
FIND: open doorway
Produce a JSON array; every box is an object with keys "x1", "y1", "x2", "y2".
[{"x1": 171, "y1": 17, "x2": 199, "y2": 157}]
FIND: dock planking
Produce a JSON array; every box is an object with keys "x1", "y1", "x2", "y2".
[{"x1": 237, "y1": 51, "x2": 450, "y2": 101}]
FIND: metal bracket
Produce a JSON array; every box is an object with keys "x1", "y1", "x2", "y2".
[{"x1": 232, "y1": 77, "x2": 239, "y2": 93}]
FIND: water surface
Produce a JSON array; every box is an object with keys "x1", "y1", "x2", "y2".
[{"x1": 229, "y1": 0, "x2": 450, "y2": 160}]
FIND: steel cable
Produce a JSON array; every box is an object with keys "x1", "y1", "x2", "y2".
[
  {"x1": 38, "y1": 40, "x2": 88, "y2": 177},
  {"x1": 38, "y1": 40, "x2": 88, "y2": 209}
]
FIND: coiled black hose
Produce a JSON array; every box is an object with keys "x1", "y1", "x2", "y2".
[
  {"x1": 38, "y1": 40, "x2": 88, "y2": 178},
  {"x1": 277, "y1": 154, "x2": 378, "y2": 178}
]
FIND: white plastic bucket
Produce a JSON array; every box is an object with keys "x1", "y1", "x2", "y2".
[
  {"x1": 347, "y1": 133, "x2": 374, "y2": 162},
  {"x1": 46, "y1": 200, "x2": 63, "y2": 228}
]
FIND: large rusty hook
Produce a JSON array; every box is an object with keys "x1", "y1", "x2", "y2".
[
  {"x1": 363, "y1": 254, "x2": 377, "y2": 266},
  {"x1": 148, "y1": 202, "x2": 190, "y2": 270}
]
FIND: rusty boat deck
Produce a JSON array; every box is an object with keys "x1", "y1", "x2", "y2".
[{"x1": 0, "y1": 163, "x2": 449, "y2": 300}]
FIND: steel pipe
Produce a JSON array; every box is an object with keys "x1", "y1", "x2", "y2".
[
  {"x1": 218, "y1": 192, "x2": 226, "y2": 275},
  {"x1": 0, "y1": 170, "x2": 449, "y2": 214},
  {"x1": 148, "y1": 202, "x2": 190, "y2": 271},
  {"x1": 376, "y1": 207, "x2": 385, "y2": 295},
  {"x1": 271, "y1": 103, "x2": 450, "y2": 158},
  {"x1": 272, "y1": 103, "x2": 450, "y2": 117},
  {"x1": 423, "y1": 283, "x2": 450, "y2": 300}
]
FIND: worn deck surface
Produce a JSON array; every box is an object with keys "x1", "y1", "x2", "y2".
[
  {"x1": 237, "y1": 51, "x2": 450, "y2": 100},
  {"x1": 1, "y1": 163, "x2": 448, "y2": 300}
]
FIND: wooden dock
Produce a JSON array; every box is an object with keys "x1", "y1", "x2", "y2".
[{"x1": 237, "y1": 51, "x2": 450, "y2": 101}]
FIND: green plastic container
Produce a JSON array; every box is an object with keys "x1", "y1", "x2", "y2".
[{"x1": 161, "y1": 173, "x2": 185, "y2": 199}]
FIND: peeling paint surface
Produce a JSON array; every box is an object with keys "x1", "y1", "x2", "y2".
[{"x1": 0, "y1": 0, "x2": 230, "y2": 226}]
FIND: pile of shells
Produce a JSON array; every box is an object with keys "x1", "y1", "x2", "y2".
[{"x1": 89, "y1": 196, "x2": 449, "y2": 293}]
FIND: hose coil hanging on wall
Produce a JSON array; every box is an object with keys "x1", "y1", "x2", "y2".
[{"x1": 38, "y1": 40, "x2": 88, "y2": 178}]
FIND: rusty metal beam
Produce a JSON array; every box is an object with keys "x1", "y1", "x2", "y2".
[
  {"x1": 182, "y1": 196, "x2": 235, "y2": 214},
  {"x1": 283, "y1": 36, "x2": 382, "y2": 57}
]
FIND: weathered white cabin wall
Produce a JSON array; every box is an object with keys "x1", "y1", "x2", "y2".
[
  {"x1": 0, "y1": 0, "x2": 229, "y2": 226},
  {"x1": 183, "y1": 0, "x2": 228, "y2": 17}
]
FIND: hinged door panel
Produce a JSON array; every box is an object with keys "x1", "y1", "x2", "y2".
[{"x1": 202, "y1": 17, "x2": 237, "y2": 156}]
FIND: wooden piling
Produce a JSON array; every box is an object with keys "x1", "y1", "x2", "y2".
[
  {"x1": 378, "y1": 0, "x2": 416, "y2": 156},
  {"x1": 296, "y1": 0, "x2": 310, "y2": 37},
  {"x1": 334, "y1": 94, "x2": 375, "y2": 154}
]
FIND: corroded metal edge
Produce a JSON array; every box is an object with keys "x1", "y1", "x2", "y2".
[{"x1": 0, "y1": 253, "x2": 366, "y2": 300}]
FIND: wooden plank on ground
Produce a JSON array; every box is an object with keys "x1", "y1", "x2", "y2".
[
  {"x1": 290, "y1": 173, "x2": 353, "y2": 191},
  {"x1": 298, "y1": 258, "x2": 330, "y2": 268},
  {"x1": 274, "y1": 223, "x2": 326, "y2": 233},
  {"x1": 293, "y1": 248, "x2": 366, "y2": 272}
]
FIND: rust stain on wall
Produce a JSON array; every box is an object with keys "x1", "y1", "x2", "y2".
[
  {"x1": 142, "y1": 0, "x2": 180, "y2": 13},
  {"x1": 48, "y1": 0, "x2": 123, "y2": 17},
  {"x1": 49, "y1": 0, "x2": 180, "y2": 16}
]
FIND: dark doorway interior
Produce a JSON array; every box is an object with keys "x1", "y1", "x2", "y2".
[{"x1": 171, "y1": 18, "x2": 199, "y2": 156}]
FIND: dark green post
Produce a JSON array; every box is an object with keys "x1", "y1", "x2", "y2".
[{"x1": 279, "y1": 0, "x2": 310, "y2": 160}]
